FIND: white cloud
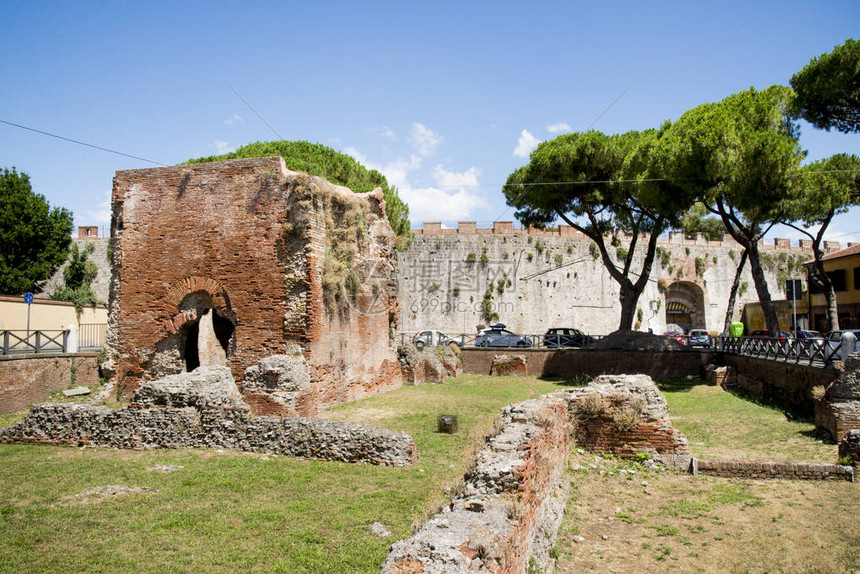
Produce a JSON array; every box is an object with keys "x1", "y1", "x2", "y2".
[
  {"x1": 224, "y1": 113, "x2": 243, "y2": 126},
  {"x1": 400, "y1": 186, "x2": 487, "y2": 222},
  {"x1": 343, "y1": 146, "x2": 421, "y2": 189},
  {"x1": 432, "y1": 165, "x2": 481, "y2": 189},
  {"x1": 547, "y1": 122, "x2": 571, "y2": 134},
  {"x1": 369, "y1": 126, "x2": 396, "y2": 140},
  {"x1": 85, "y1": 192, "x2": 111, "y2": 227},
  {"x1": 513, "y1": 129, "x2": 541, "y2": 158},
  {"x1": 215, "y1": 140, "x2": 233, "y2": 154},
  {"x1": 410, "y1": 123, "x2": 443, "y2": 156}
]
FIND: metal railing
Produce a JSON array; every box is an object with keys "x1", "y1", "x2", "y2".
[
  {"x1": 1, "y1": 330, "x2": 70, "y2": 355},
  {"x1": 78, "y1": 323, "x2": 107, "y2": 350},
  {"x1": 718, "y1": 337, "x2": 842, "y2": 368},
  {"x1": 398, "y1": 331, "x2": 850, "y2": 370},
  {"x1": 716, "y1": 335, "x2": 842, "y2": 368}
]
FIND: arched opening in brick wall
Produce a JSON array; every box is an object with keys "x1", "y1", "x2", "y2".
[
  {"x1": 177, "y1": 292, "x2": 235, "y2": 372},
  {"x1": 665, "y1": 281, "x2": 706, "y2": 333}
]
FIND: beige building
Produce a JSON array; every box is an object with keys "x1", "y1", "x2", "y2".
[{"x1": 0, "y1": 296, "x2": 107, "y2": 349}]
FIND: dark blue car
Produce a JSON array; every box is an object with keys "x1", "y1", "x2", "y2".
[{"x1": 475, "y1": 328, "x2": 532, "y2": 348}]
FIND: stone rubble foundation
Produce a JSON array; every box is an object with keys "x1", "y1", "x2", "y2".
[
  {"x1": 381, "y1": 397, "x2": 571, "y2": 574},
  {"x1": 0, "y1": 366, "x2": 418, "y2": 467}
]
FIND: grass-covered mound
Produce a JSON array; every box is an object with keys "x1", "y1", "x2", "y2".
[{"x1": 187, "y1": 140, "x2": 412, "y2": 249}]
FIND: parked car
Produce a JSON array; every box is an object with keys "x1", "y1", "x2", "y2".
[
  {"x1": 543, "y1": 328, "x2": 595, "y2": 348},
  {"x1": 793, "y1": 330, "x2": 824, "y2": 341},
  {"x1": 475, "y1": 327, "x2": 532, "y2": 348},
  {"x1": 749, "y1": 329, "x2": 789, "y2": 341},
  {"x1": 688, "y1": 329, "x2": 710, "y2": 348},
  {"x1": 663, "y1": 331, "x2": 686, "y2": 345},
  {"x1": 412, "y1": 330, "x2": 456, "y2": 350},
  {"x1": 824, "y1": 329, "x2": 860, "y2": 356}
]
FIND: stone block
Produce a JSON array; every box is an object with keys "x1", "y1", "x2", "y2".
[
  {"x1": 242, "y1": 352, "x2": 310, "y2": 392},
  {"x1": 131, "y1": 366, "x2": 245, "y2": 409}
]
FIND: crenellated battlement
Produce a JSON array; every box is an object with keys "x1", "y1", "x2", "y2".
[{"x1": 410, "y1": 221, "x2": 848, "y2": 252}]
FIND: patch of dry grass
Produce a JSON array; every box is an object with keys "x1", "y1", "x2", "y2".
[{"x1": 555, "y1": 453, "x2": 858, "y2": 573}]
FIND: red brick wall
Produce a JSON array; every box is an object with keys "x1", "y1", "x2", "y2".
[
  {"x1": 0, "y1": 354, "x2": 99, "y2": 413},
  {"x1": 112, "y1": 158, "x2": 401, "y2": 413},
  {"x1": 461, "y1": 348, "x2": 713, "y2": 378}
]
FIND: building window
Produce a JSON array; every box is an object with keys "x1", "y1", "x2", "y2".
[
  {"x1": 810, "y1": 269, "x2": 848, "y2": 293},
  {"x1": 830, "y1": 269, "x2": 847, "y2": 292},
  {"x1": 854, "y1": 266, "x2": 860, "y2": 291}
]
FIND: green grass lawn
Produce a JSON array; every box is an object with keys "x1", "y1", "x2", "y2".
[
  {"x1": 0, "y1": 373, "x2": 845, "y2": 573},
  {"x1": 0, "y1": 375, "x2": 565, "y2": 574},
  {"x1": 657, "y1": 377, "x2": 836, "y2": 462}
]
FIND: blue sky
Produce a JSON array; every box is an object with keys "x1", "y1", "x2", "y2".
[{"x1": 2, "y1": 1, "x2": 859, "y2": 244}]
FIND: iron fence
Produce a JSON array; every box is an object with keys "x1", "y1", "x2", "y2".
[
  {"x1": 78, "y1": 323, "x2": 107, "y2": 350},
  {"x1": 398, "y1": 331, "x2": 848, "y2": 370},
  {"x1": 716, "y1": 335, "x2": 840, "y2": 368},
  {"x1": 1, "y1": 330, "x2": 69, "y2": 355}
]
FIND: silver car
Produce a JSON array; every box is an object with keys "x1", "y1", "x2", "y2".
[
  {"x1": 412, "y1": 330, "x2": 456, "y2": 350},
  {"x1": 688, "y1": 329, "x2": 710, "y2": 348}
]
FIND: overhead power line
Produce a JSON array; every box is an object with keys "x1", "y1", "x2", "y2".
[
  {"x1": 225, "y1": 82, "x2": 285, "y2": 141},
  {"x1": 0, "y1": 119, "x2": 167, "y2": 166}
]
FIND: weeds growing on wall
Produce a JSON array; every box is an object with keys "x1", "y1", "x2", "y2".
[
  {"x1": 316, "y1": 186, "x2": 378, "y2": 319},
  {"x1": 573, "y1": 390, "x2": 644, "y2": 432}
]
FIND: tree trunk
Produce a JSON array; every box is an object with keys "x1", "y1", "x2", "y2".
[
  {"x1": 823, "y1": 285, "x2": 840, "y2": 332},
  {"x1": 810, "y1": 234, "x2": 840, "y2": 332},
  {"x1": 747, "y1": 241, "x2": 781, "y2": 335},
  {"x1": 723, "y1": 249, "x2": 748, "y2": 333},
  {"x1": 618, "y1": 283, "x2": 639, "y2": 331}
]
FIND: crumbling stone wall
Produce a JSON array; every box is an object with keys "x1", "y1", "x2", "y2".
[
  {"x1": 108, "y1": 157, "x2": 401, "y2": 415},
  {"x1": 839, "y1": 429, "x2": 860, "y2": 466},
  {"x1": 397, "y1": 343, "x2": 463, "y2": 385},
  {"x1": 381, "y1": 397, "x2": 571, "y2": 573},
  {"x1": 692, "y1": 459, "x2": 853, "y2": 481},
  {"x1": 0, "y1": 366, "x2": 417, "y2": 466},
  {"x1": 566, "y1": 374, "x2": 691, "y2": 470}
]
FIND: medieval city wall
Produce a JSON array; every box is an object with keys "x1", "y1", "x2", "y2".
[{"x1": 399, "y1": 223, "x2": 821, "y2": 337}]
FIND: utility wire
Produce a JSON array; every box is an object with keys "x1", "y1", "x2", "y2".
[
  {"x1": 0, "y1": 118, "x2": 167, "y2": 166},
  {"x1": 225, "y1": 82, "x2": 285, "y2": 141},
  {"x1": 492, "y1": 81, "x2": 637, "y2": 223}
]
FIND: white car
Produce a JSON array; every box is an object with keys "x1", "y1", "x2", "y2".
[{"x1": 412, "y1": 330, "x2": 456, "y2": 350}]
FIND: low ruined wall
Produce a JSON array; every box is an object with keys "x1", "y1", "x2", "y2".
[
  {"x1": 565, "y1": 374, "x2": 691, "y2": 470},
  {"x1": 461, "y1": 348, "x2": 713, "y2": 379},
  {"x1": 720, "y1": 354, "x2": 837, "y2": 414},
  {"x1": 0, "y1": 354, "x2": 99, "y2": 414},
  {"x1": 693, "y1": 459, "x2": 853, "y2": 481},
  {"x1": 0, "y1": 402, "x2": 418, "y2": 466},
  {"x1": 382, "y1": 398, "x2": 571, "y2": 573},
  {"x1": 815, "y1": 400, "x2": 860, "y2": 443}
]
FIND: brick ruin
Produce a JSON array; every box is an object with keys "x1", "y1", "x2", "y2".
[
  {"x1": 815, "y1": 352, "x2": 860, "y2": 443},
  {"x1": 382, "y1": 374, "x2": 693, "y2": 572},
  {"x1": 565, "y1": 374, "x2": 691, "y2": 470},
  {"x1": 105, "y1": 157, "x2": 402, "y2": 416}
]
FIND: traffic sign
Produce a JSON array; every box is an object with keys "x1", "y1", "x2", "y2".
[
  {"x1": 24, "y1": 292, "x2": 34, "y2": 304},
  {"x1": 785, "y1": 280, "x2": 803, "y2": 301}
]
